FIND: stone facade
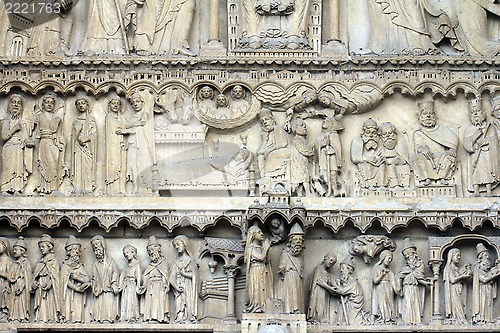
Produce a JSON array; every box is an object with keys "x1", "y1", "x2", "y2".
[{"x1": 0, "y1": 0, "x2": 500, "y2": 332}]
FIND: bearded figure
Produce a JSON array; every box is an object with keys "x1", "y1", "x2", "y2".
[
  {"x1": 413, "y1": 100, "x2": 458, "y2": 186},
  {"x1": 277, "y1": 224, "x2": 305, "y2": 314},
  {"x1": 379, "y1": 122, "x2": 411, "y2": 188},
  {"x1": 350, "y1": 118, "x2": 386, "y2": 188},
  {"x1": 463, "y1": 99, "x2": 499, "y2": 196}
]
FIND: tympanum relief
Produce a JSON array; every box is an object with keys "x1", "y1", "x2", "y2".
[
  {"x1": 2, "y1": 89, "x2": 500, "y2": 198},
  {"x1": 0, "y1": 232, "x2": 495, "y2": 327}
]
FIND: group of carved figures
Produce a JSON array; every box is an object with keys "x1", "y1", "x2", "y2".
[
  {"x1": 0, "y1": 91, "x2": 157, "y2": 196},
  {"x1": 0, "y1": 0, "x2": 197, "y2": 56},
  {"x1": 0, "y1": 231, "x2": 499, "y2": 325},
  {"x1": 258, "y1": 94, "x2": 500, "y2": 197},
  {"x1": 245, "y1": 227, "x2": 500, "y2": 326},
  {"x1": 0, "y1": 234, "x2": 198, "y2": 323},
  {"x1": 2, "y1": 89, "x2": 500, "y2": 197},
  {"x1": 1, "y1": 0, "x2": 500, "y2": 56}
]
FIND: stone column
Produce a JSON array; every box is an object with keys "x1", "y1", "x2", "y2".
[
  {"x1": 223, "y1": 262, "x2": 240, "y2": 323},
  {"x1": 209, "y1": 0, "x2": 220, "y2": 43},
  {"x1": 429, "y1": 259, "x2": 444, "y2": 322},
  {"x1": 327, "y1": 0, "x2": 340, "y2": 44}
]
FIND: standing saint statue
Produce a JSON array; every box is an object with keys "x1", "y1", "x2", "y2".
[
  {"x1": 244, "y1": 224, "x2": 273, "y2": 313},
  {"x1": 372, "y1": 250, "x2": 396, "y2": 323},
  {"x1": 70, "y1": 96, "x2": 97, "y2": 196},
  {"x1": 34, "y1": 93, "x2": 66, "y2": 194},
  {"x1": 395, "y1": 238, "x2": 431, "y2": 325},
  {"x1": 1, "y1": 94, "x2": 35, "y2": 194},
  {"x1": 120, "y1": 245, "x2": 141, "y2": 323},
  {"x1": 315, "y1": 116, "x2": 343, "y2": 197},
  {"x1": 31, "y1": 234, "x2": 60, "y2": 323},
  {"x1": 290, "y1": 119, "x2": 314, "y2": 197},
  {"x1": 8, "y1": 237, "x2": 31, "y2": 323},
  {"x1": 463, "y1": 98, "x2": 499, "y2": 196},
  {"x1": 170, "y1": 235, "x2": 199, "y2": 323},
  {"x1": 472, "y1": 243, "x2": 500, "y2": 324},
  {"x1": 141, "y1": 236, "x2": 170, "y2": 323},
  {"x1": 277, "y1": 223, "x2": 305, "y2": 314},
  {"x1": 0, "y1": 237, "x2": 13, "y2": 322},
  {"x1": 82, "y1": 0, "x2": 128, "y2": 55},
  {"x1": 154, "y1": 0, "x2": 197, "y2": 56},
  {"x1": 60, "y1": 235, "x2": 91, "y2": 323},
  {"x1": 443, "y1": 248, "x2": 472, "y2": 324},
  {"x1": 105, "y1": 93, "x2": 129, "y2": 195},
  {"x1": 90, "y1": 235, "x2": 120, "y2": 323}
]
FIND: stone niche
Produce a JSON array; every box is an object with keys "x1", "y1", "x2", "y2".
[{"x1": 0, "y1": 0, "x2": 500, "y2": 333}]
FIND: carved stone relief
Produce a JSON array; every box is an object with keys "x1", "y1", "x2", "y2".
[{"x1": 0, "y1": 2, "x2": 500, "y2": 333}]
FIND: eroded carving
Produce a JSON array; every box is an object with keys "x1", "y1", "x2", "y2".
[
  {"x1": 348, "y1": 235, "x2": 396, "y2": 264},
  {"x1": 120, "y1": 244, "x2": 141, "y2": 323},
  {"x1": 372, "y1": 250, "x2": 396, "y2": 324},
  {"x1": 463, "y1": 98, "x2": 499, "y2": 197},
  {"x1": 277, "y1": 223, "x2": 305, "y2": 314},
  {"x1": 307, "y1": 252, "x2": 337, "y2": 324},
  {"x1": 60, "y1": 235, "x2": 91, "y2": 323},
  {"x1": 170, "y1": 235, "x2": 199, "y2": 323},
  {"x1": 31, "y1": 234, "x2": 60, "y2": 323},
  {"x1": 90, "y1": 235, "x2": 120, "y2": 323},
  {"x1": 443, "y1": 248, "x2": 472, "y2": 325},
  {"x1": 244, "y1": 224, "x2": 273, "y2": 313},
  {"x1": 472, "y1": 243, "x2": 500, "y2": 324},
  {"x1": 8, "y1": 237, "x2": 31, "y2": 323},
  {"x1": 1, "y1": 94, "x2": 34, "y2": 194}
]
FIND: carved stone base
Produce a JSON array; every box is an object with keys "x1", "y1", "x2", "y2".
[
  {"x1": 417, "y1": 185, "x2": 456, "y2": 198},
  {"x1": 241, "y1": 313, "x2": 306, "y2": 333},
  {"x1": 200, "y1": 41, "x2": 227, "y2": 57}
]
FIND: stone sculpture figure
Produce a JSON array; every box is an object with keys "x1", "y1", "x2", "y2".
[
  {"x1": 290, "y1": 119, "x2": 314, "y2": 196},
  {"x1": 215, "y1": 94, "x2": 231, "y2": 120},
  {"x1": 348, "y1": 235, "x2": 397, "y2": 264},
  {"x1": 60, "y1": 235, "x2": 91, "y2": 323},
  {"x1": 1, "y1": 94, "x2": 35, "y2": 194},
  {"x1": 124, "y1": 0, "x2": 156, "y2": 54},
  {"x1": 372, "y1": 250, "x2": 396, "y2": 323},
  {"x1": 463, "y1": 98, "x2": 499, "y2": 197},
  {"x1": 443, "y1": 248, "x2": 472, "y2": 324},
  {"x1": 8, "y1": 237, "x2": 31, "y2": 323},
  {"x1": 447, "y1": 1, "x2": 500, "y2": 57},
  {"x1": 472, "y1": 243, "x2": 500, "y2": 324},
  {"x1": 315, "y1": 116, "x2": 343, "y2": 197},
  {"x1": 257, "y1": 109, "x2": 290, "y2": 194},
  {"x1": 34, "y1": 93, "x2": 66, "y2": 194},
  {"x1": 368, "y1": 0, "x2": 442, "y2": 55},
  {"x1": 70, "y1": 96, "x2": 97, "y2": 196},
  {"x1": 0, "y1": 237, "x2": 13, "y2": 322},
  {"x1": 379, "y1": 122, "x2": 411, "y2": 188},
  {"x1": 141, "y1": 236, "x2": 170, "y2": 323},
  {"x1": 307, "y1": 252, "x2": 337, "y2": 324},
  {"x1": 82, "y1": 0, "x2": 128, "y2": 55},
  {"x1": 395, "y1": 238, "x2": 431, "y2": 325},
  {"x1": 230, "y1": 85, "x2": 250, "y2": 117},
  {"x1": 170, "y1": 235, "x2": 199, "y2": 323},
  {"x1": 27, "y1": 0, "x2": 74, "y2": 56},
  {"x1": 121, "y1": 91, "x2": 155, "y2": 194},
  {"x1": 197, "y1": 86, "x2": 217, "y2": 117},
  {"x1": 244, "y1": 224, "x2": 273, "y2": 313},
  {"x1": 105, "y1": 93, "x2": 129, "y2": 195},
  {"x1": 277, "y1": 223, "x2": 305, "y2": 314},
  {"x1": 413, "y1": 100, "x2": 458, "y2": 186},
  {"x1": 31, "y1": 234, "x2": 60, "y2": 323},
  {"x1": 268, "y1": 217, "x2": 286, "y2": 244},
  {"x1": 90, "y1": 235, "x2": 120, "y2": 323},
  {"x1": 120, "y1": 245, "x2": 141, "y2": 323},
  {"x1": 221, "y1": 144, "x2": 253, "y2": 185},
  {"x1": 350, "y1": 118, "x2": 386, "y2": 189},
  {"x1": 154, "y1": 0, "x2": 197, "y2": 56},
  {"x1": 327, "y1": 257, "x2": 364, "y2": 325}
]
